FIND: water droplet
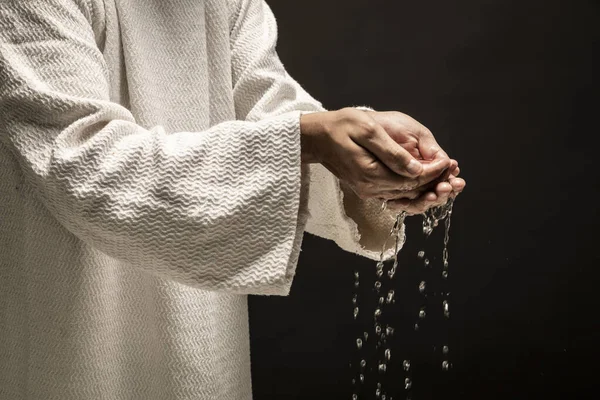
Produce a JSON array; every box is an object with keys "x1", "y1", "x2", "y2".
[
  {"x1": 374, "y1": 281, "x2": 382, "y2": 290},
  {"x1": 404, "y1": 378, "x2": 412, "y2": 390},
  {"x1": 442, "y1": 360, "x2": 450, "y2": 371},
  {"x1": 381, "y1": 395, "x2": 386, "y2": 400},
  {"x1": 374, "y1": 308, "x2": 382, "y2": 318},
  {"x1": 403, "y1": 360, "x2": 411, "y2": 371},
  {"x1": 352, "y1": 378, "x2": 356, "y2": 385},
  {"x1": 360, "y1": 359, "x2": 366, "y2": 368},
  {"x1": 376, "y1": 261, "x2": 384, "y2": 270},
  {"x1": 387, "y1": 269, "x2": 395, "y2": 279},
  {"x1": 386, "y1": 326, "x2": 394, "y2": 336},
  {"x1": 442, "y1": 270, "x2": 448, "y2": 279},
  {"x1": 378, "y1": 296, "x2": 384, "y2": 305},
  {"x1": 443, "y1": 300, "x2": 449, "y2": 318},
  {"x1": 443, "y1": 345, "x2": 449, "y2": 354},
  {"x1": 354, "y1": 281, "x2": 359, "y2": 288},
  {"x1": 419, "y1": 307, "x2": 426, "y2": 319},
  {"x1": 377, "y1": 383, "x2": 382, "y2": 389},
  {"x1": 352, "y1": 394, "x2": 358, "y2": 400},
  {"x1": 353, "y1": 307, "x2": 359, "y2": 319},
  {"x1": 443, "y1": 260, "x2": 449, "y2": 268},
  {"x1": 375, "y1": 388, "x2": 381, "y2": 398},
  {"x1": 414, "y1": 323, "x2": 419, "y2": 331},
  {"x1": 378, "y1": 363, "x2": 387, "y2": 373},
  {"x1": 359, "y1": 374, "x2": 364, "y2": 383},
  {"x1": 417, "y1": 250, "x2": 425, "y2": 258},
  {"x1": 375, "y1": 325, "x2": 382, "y2": 335},
  {"x1": 356, "y1": 338, "x2": 363, "y2": 350},
  {"x1": 418, "y1": 281, "x2": 426, "y2": 293},
  {"x1": 386, "y1": 290, "x2": 394, "y2": 303},
  {"x1": 354, "y1": 271, "x2": 359, "y2": 280},
  {"x1": 364, "y1": 332, "x2": 369, "y2": 341},
  {"x1": 385, "y1": 348, "x2": 391, "y2": 361},
  {"x1": 352, "y1": 295, "x2": 357, "y2": 304},
  {"x1": 376, "y1": 269, "x2": 383, "y2": 278},
  {"x1": 424, "y1": 258, "x2": 430, "y2": 267}
]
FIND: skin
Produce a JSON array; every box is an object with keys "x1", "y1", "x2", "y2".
[
  {"x1": 300, "y1": 108, "x2": 466, "y2": 216},
  {"x1": 365, "y1": 110, "x2": 466, "y2": 215}
]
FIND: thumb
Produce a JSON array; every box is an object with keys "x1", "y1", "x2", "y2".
[{"x1": 417, "y1": 126, "x2": 448, "y2": 161}]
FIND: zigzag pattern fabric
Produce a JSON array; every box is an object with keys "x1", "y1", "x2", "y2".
[{"x1": 0, "y1": 0, "x2": 400, "y2": 398}]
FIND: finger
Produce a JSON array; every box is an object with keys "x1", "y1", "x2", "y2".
[
  {"x1": 451, "y1": 165, "x2": 460, "y2": 177},
  {"x1": 434, "y1": 184, "x2": 452, "y2": 205},
  {"x1": 413, "y1": 157, "x2": 452, "y2": 189},
  {"x1": 390, "y1": 179, "x2": 458, "y2": 213},
  {"x1": 368, "y1": 162, "x2": 424, "y2": 192},
  {"x1": 448, "y1": 177, "x2": 466, "y2": 194},
  {"x1": 352, "y1": 122, "x2": 423, "y2": 178},
  {"x1": 420, "y1": 160, "x2": 455, "y2": 191},
  {"x1": 434, "y1": 181, "x2": 453, "y2": 197},
  {"x1": 416, "y1": 126, "x2": 449, "y2": 161},
  {"x1": 448, "y1": 159, "x2": 458, "y2": 175}
]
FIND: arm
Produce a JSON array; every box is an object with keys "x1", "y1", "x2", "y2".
[
  {"x1": 0, "y1": 0, "x2": 309, "y2": 295},
  {"x1": 228, "y1": 0, "x2": 402, "y2": 261}
]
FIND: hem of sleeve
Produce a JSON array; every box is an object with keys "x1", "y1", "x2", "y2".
[
  {"x1": 354, "y1": 105, "x2": 376, "y2": 112},
  {"x1": 331, "y1": 178, "x2": 404, "y2": 262},
  {"x1": 250, "y1": 111, "x2": 311, "y2": 296}
]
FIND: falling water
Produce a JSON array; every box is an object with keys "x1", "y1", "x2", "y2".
[
  {"x1": 357, "y1": 210, "x2": 406, "y2": 400},
  {"x1": 352, "y1": 194, "x2": 455, "y2": 400}
]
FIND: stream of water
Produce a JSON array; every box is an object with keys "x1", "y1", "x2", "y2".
[{"x1": 351, "y1": 197, "x2": 455, "y2": 400}]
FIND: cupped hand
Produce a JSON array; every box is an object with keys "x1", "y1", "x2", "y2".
[
  {"x1": 364, "y1": 110, "x2": 450, "y2": 163},
  {"x1": 386, "y1": 161, "x2": 466, "y2": 215},
  {"x1": 300, "y1": 108, "x2": 452, "y2": 200},
  {"x1": 362, "y1": 110, "x2": 466, "y2": 214}
]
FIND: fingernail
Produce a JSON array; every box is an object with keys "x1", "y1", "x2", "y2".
[{"x1": 407, "y1": 159, "x2": 422, "y2": 175}]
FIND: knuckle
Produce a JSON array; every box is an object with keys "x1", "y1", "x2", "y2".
[
  {"x1": 362, "y1": 161, "x2": 380, "y2": 178},
  {"x1": 336, "y1": 107, "x2": 356, "y2": 121},
  {"x1": 422, "y1": 126, "x2": 433, "y2": 137},
  {"x1": 361, "y1": 122, "x2": 378, "y2": 139}
]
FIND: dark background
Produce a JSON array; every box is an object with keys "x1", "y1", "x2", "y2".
[{"x1": 249, "y1": 0, "x2": 599, "y2": 399}]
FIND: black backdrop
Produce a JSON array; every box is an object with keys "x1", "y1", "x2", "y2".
[{"x1": 248, "y1": 1, "x2": 599, "y2": 399}]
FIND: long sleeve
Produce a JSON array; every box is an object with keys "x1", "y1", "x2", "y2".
[
  {"x1": 0, "y1": 0, "x2": 310, "y2": 295},
  {"x1": 228, "y1": 0, "x2": 403, "y2": 262}
]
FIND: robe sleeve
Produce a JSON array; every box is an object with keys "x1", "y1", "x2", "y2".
[
  {"x1": 228, "y1": 0, "x2": 404, "y2": 267},
  {"x1": 0, "y1": 0, "x2": 312, "y2": 295}
]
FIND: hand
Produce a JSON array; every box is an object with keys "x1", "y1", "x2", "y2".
[
  {"x1": 300, "y1": 108, "x2": 451, "y2": 200},
  {"x1": 363, "y1": 110, "x2": 449, "y2": 162},
  {"x1": 363, "y1": 110, "x2": 466, "y2": 214},
  {"x1": 386, "y1": 161, "x2": 466, "y2": 215}
]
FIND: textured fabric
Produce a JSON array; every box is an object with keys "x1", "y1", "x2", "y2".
[{"x1": 0, "y1": 0, "x2": 403, "y2": 398}]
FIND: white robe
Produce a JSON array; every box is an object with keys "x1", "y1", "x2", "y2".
[{"x1": 0, "y1": 0, "x2": 403, "y2": 398}]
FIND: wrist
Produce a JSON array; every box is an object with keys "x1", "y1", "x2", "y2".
[{"x1": 300, "y1": 111, "x2": 328, "y2": 164}]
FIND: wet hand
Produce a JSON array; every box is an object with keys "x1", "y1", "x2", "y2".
[
  {"x1": 386, "y1": 161, "x2": 466, "y2": 215},
  {"x1": 300, "y1": 108, "x2": 451, "y2": 200}
]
